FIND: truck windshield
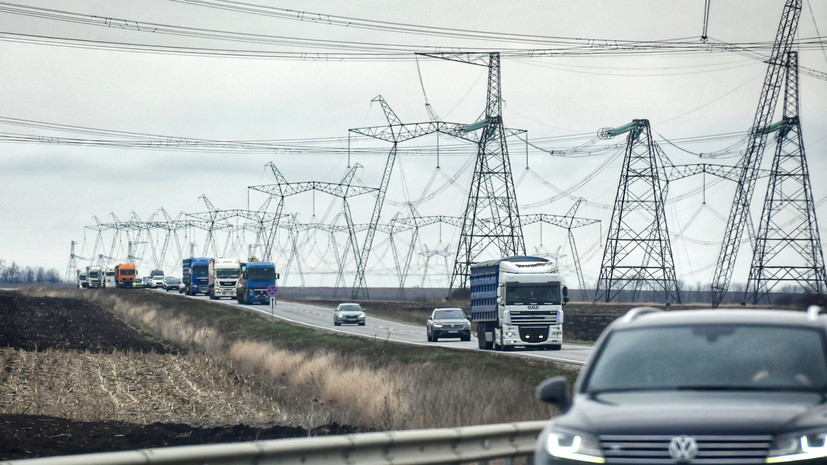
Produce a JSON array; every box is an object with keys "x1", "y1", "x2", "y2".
[
  {"x1": 247, "y1": 268, "x2": 275, "y2": 281},
  {"x1": 216, "y1": 269, "x2": 240, "y2": 279},
  {"x1": 505, "y1": 283, "x2": 561, "y2": 305},
  {"x1": 121, "y1": 269, "x2": 135, "y2": 275},
  {"x1": 193, "y1": 265, "x2": 208, "y2": 275}
]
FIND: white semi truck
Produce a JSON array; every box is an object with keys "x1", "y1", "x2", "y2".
[
  {"x1": 208, "y1": 258, "x2": 242, "y2": 300},
  {"x1": 85, "y1": 265, "x2": 103, "y2": 289},
  {"x1": 102, "y1": 266, "x2": 116, "y2": 288},
  {"x1": 470, "y1": 256, "x2": 568, "y2": 351}
]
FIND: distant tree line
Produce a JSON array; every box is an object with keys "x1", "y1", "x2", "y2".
[{"x1": 0, "y1": 260, "x2": 61, "y2": 284}]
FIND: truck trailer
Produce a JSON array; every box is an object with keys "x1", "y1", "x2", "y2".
[
  {"x1": 182, "y1": 257, "x2": 211, "y2": 295},
  {"x1": 470, "y1": 256, "x2": 568, "y2": 351},
  {"x1": 236, "y1": 260, "x2": 278, "y2": 304},
  {"x1": 114, "y1": 263, "x2": 137, "y2": 288},
  {"x1": 208, "y1": 258, "x2": 242, "y2": 300}
]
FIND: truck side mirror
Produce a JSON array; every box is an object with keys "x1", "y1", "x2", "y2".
[
  {"x1": 562, "y1": 286, "x2": 569, "y2": 304},
  {"x1": 276, "y1": 273, "x2": 281, "y2": 279}
]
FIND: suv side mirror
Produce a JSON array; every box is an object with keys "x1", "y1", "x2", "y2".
[{"x1": 536, "y1": 376, "x2": 571, "y2": 412}]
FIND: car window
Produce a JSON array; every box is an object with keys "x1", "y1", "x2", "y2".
[
  {"x1": 584, "y1": 324, "x2": 827, "y2": 392},
  {"x1": 434, "y1": 309, "x2": 465, "y2": 319}
]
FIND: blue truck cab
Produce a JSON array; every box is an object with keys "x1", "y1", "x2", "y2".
[
  {"x1": 182, "y1": 257, "x2": 211, "y2": 295},
  {"x1": 236, "y1": 261, "x2": 278, "y2": 305}
]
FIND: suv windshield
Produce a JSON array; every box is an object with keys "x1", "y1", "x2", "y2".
[
  {"x1": 585, "y1": 324, "x2": 827, "y2": 392},
  {"x1": 434, "y1": 309, "x2": 465, "y2": 320}
]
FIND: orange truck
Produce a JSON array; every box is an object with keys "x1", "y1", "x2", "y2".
[{"x1": 114, "y1": 263, "x2": 137, "y2": 288}]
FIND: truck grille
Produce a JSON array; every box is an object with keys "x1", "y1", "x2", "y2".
[
  {"x1": 599, "y1": 434, "x2": 772, "y2": 464},
  {"x1": 518, "y1": 326, "x2": 549, "y2": 342},
  {"x1": 509, "y1": 310, "x2": 558, "y2": 325}
]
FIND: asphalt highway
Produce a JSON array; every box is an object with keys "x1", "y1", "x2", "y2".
[{"x1": 167, "y1": 289, "x2": 591, "y2": 366}]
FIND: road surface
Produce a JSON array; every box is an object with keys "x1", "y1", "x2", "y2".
[{"x1": 165, "y1": 290, "x2": 592, "y2": 366}]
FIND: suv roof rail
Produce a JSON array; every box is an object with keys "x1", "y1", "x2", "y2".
[
  {"x1": 622, "y1": 306, "x2": 663, "y2": 322},
  {"x1": 807, "y1": 305, "x2": 826, "y2": 321}
]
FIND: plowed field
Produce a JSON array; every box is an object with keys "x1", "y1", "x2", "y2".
[{"x1": 0, "y1": 291, "x2": 354, "y2": 461}]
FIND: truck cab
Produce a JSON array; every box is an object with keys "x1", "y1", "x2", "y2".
[
  {"x1": 85, "y1": 266, "x2": 103, "y2": 288},
  {"x1": 236, "y1": 261, "x2": 278, "y2": 305},
  {"x1": 182, "y1": 258, "x2": 211, "y2": 295},
  {"x1": 208, "y1": 258, "x2": 242, "y2": 300},
  {"x1": 102, "y1": 266, "x2": 116, "y2": 288},
  {"x1": 114, "y1": 263, "x2": 137, "y2": 288}
]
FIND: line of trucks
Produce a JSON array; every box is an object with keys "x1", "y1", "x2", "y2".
[
  {"x1": 76, "y1": 254, "x2": 563, "y2": 350},
  {"x1": 76, "y1": 259, "x2": 278, "y2": 305}
]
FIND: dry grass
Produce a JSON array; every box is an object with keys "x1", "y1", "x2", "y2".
[
  {"x1": 13, "y1": 286, "x2": 565, "y2": 431},
  {"x1": 0, "y1": 347, "x2": 285, "y2": 427}
]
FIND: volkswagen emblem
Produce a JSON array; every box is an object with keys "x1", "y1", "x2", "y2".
[{"x1": 668, "y1": 435, "x2": 698, "y2": 463}]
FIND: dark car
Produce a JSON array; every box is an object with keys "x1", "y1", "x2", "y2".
[
  {"x1": 426, "y1": 307, "x2": 471, "y2": 342},
  {"x1": 163, "y1": 276, "x2": 181, "y2": 292},
  {"x1": 535, "y1": 306, "x2": 827, "y2": 465}
]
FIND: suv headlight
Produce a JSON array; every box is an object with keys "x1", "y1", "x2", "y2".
[
  {"x1": 544, "y1": 428, "x2": 605, "y2": 463},
  {"x1": 767, "y1": 430, "x2": 827, "y2": 463}
]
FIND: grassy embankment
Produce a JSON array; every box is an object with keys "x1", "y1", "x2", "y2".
[{"x1": 21, "y1": 287, "x2": 577, "y2": 432}]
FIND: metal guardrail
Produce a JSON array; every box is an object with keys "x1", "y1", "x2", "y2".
[{"x1": 1, "y1": 420, "x2": 547, "y2": 465}]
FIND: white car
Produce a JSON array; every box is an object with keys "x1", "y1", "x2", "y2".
[
  {"x1": 150, "y1": 276, "x2": 165, "y2": 288},
  {"x1": 334, "y1": 303, "x2": 366, "y2": 326}
]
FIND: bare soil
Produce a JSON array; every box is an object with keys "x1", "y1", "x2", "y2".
[{"x1": 0, "y1": 291, "x2": 356, "y2": 461}]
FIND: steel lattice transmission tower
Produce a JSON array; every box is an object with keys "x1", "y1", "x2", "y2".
[
  {"x1": 747, "y1": 51, "x2": 826, "y2": 303},
  {"x1": 710, "y1": 0, "x2": 801, "y2": 306},
  {"x1": 594, "y1": 119, "x2": 681, "y2": 304},
  {"x1": 447, "y1": 52, "x2": 526, "y2": 290},
  {"x1": 64, "y1": 240, "x2": 85, "y2": 283}
]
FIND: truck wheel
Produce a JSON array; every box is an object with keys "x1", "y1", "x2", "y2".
[{"x1": 477, "y1": 325, "x2": 488, "y2": 350}]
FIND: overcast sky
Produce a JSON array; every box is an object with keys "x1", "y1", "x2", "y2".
[{"x1": 0, "y1": 0, "x2": 825, "y2": 291}]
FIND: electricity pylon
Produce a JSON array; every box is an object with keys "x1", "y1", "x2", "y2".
[
  {"x1": 747, "y1": 51, "x2": 826, "y2": 303},
  {"x1": 710, "y1": 0, "x2": 801, "y2": 306},
  {"x1": 64, "y1": 240, "x2": 86, "y2": 282},
  {"x1": 440, "y1": 52, "x2": 525, "y2": 290},
  {"x1": 594, "y1": 119, "x2": 680, "y2": 304}
]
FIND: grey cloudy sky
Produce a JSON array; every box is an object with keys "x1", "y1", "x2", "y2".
[{"x1": 0, "y1": 0, "x2": 825, "y2": 289}]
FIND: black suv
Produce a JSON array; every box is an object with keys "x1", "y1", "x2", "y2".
[{"x1": 535, "y1": 306, "x2": 827, "y2": 465}]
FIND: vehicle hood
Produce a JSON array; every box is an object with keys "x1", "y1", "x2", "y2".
[
  {"x1": 338, "y1": 309, "x2": 363, "y2": 315},
  {"x1": 433, "y1": 318, "x2": 469, "y2": 324},
  {"x1": 557, "y1": 391, "x2": 826, "y2": 435}
]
